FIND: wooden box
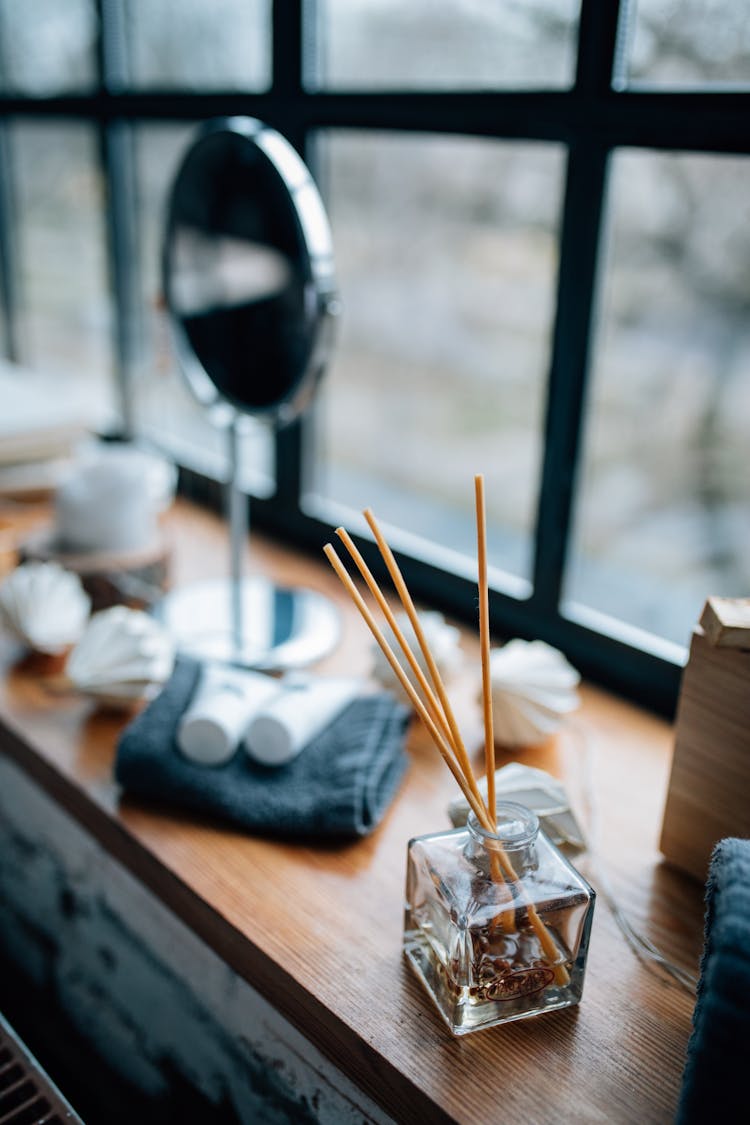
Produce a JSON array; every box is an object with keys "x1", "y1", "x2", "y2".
[{"x1": 660, "y1": 598, "x2": 750, "y2": 882}]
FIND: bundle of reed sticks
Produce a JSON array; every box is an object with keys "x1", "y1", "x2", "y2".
[{"x1": 324, "y1": 474, "x2": 568, "y2": 985}]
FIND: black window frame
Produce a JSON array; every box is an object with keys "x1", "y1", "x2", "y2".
[{"x1": 1, "y1": 0, "x2": 748, "y2": 715}]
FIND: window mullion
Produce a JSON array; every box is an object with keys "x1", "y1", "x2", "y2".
[
  {"x1": 100, "y1": 123, "x2": 142, "y2": 435},
  {"x1": 0, "y1": 123, "x2": 20, "y2": 362},
  {"x1": 271, "y1": 0, "x2": 307, "y2": 510},
  {"x1": 0, "y1": 11, "x2": 19, "y2": 362},
  {"x1": 575, "y1": 0, "x2": 623, "y2": 95},
  {"x1": 272, "y1": 0, "x2": 303, "y2": 98},
  {"x1": 529, "y1": 1, "x2": 620, "y2": 614},
  {"x1": 97, "y1": 0, "x2": 140, "y2": 436},
  {"x1": 531, "y1": 141, "x2": 609, "y2": 615}
]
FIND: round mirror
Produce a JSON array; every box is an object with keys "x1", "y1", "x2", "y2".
[
  {"x1": 163, "y1": 115, "x2": 338, "y2": 425},
  {"x1": 159, "y1": 118, "x2": 340, "y2": 669}
]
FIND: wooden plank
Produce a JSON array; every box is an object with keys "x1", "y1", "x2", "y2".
[
  {"x1": 661, "y1": 627, "x2": 750, "y2": 882},
  {"x1": 0, "y1": 499, "x2": 702, "y2": 1124},
  {"x1": 700, "y1": 597, "x2": 750, "y2": 649}
]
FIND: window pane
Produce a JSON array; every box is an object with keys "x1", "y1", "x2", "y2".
[
  {"x1": 622, "y1": 0, "x2": 750, "y2": 88},
  {"x1": 12, "y1": 121, "x2": 115, "y2": 423},
  {"x1": 567, "y1": 150, "x2": 750, "y2": 645},
  {"x1": 311, "y1": 0, "x2": 580, "y2": 90},
  {"x1": 311, "y1": 132, "x2": 564, "y2": 584},
  {"x1": 125, "y1": 0, "x2": 270, "y2": 91},
  {"x1": 132, "y1": 124, "x2": 273, "y2": 492},
  {"x1": 0, "y1": 0, "x2": 97, "y2": 94}
]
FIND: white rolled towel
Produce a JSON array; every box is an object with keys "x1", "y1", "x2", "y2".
[
  {"x1": 56, "y1": 443, "x2": 176, "y2": 555},
  {"x1": 244, "y1": 677, "x2": 360, "y2": 767},
  {"x1": 177, "y1": 664, "x2": 280, "y2": 766}
]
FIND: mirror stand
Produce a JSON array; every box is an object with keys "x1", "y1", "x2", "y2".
[
  {"x1": 158, "y1": 116, "x2": 342, "y2": 671},
  {"x1": 227, "y1": 418, "x2": 248, "y2": 653},
  {"x1": 158, "y1": 420, "x2": 340, "y2": 670}
]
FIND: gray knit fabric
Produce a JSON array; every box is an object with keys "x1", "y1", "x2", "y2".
[
  {"x1": 115, "y1": 657, "x2": 410, "y2": 838},
  {"x1": 677, "y1": 836, "x2": 750, "y2": 1123}
]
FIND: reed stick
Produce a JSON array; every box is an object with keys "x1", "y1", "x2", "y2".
[
  {"x1": 323, "y1": 544, "x2": 489, "y2": 826},
  {"x1": 334, "y1": 528, "x2": 453, "y2": 749},
  {"x1": 324, "y1": 527, "x2": 569, "y2": 985},
  {"x1": 335, "y1": 526, "x2": 494, "y2": 823},
  {"x1": 326, "y1": 540, "x2": 519, "y2": 936},
  {"x1": 362, "y1": 509, "x2": 484, "y2": 817},
  {"x1": 474, "y1": 474, "x2": 496, "y2": 827}
]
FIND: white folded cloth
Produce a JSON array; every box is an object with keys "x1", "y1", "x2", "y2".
[{"x1": 447, "y1": 762, "x2": 586, "y2": 855}]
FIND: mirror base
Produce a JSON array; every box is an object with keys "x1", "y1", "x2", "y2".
[{"x1": 156, "y1": 577, "x2": 340, "y2": 671}]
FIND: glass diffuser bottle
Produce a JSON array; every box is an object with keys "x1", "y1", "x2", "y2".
[
  {"x1": 324, "y1": 478, "x2": 596, "y2": 1038},
  {"x1": 404, "y1": 801, "x2": 595, "y2": 1035}
]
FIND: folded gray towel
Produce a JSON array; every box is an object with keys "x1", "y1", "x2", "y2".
[
  {"x1": 677, "y1": 837, "x2": 750, "y2": 1123},
  {"x1": 115, "y1": 657, "x2": 410, "y2": 838}
]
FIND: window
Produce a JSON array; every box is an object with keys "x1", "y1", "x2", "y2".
[{"x1": 1, "y1": 0, "x2": 748, "y2": 713}]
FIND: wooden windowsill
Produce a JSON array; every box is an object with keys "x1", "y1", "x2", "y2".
[{"x1": 0, "y1": 498, "x2": 703, "y2": 1124}]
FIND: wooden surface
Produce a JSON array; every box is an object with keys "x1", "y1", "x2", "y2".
[
  {"x1": 20, "y1": 525, "x2": 170, "y2": 611},
  {"x1": 661, "y1": 626, "x2": 750, "y2": 882},
  {"x1": 0, "y1": 499, "x2": 705, "y2": 1124}
]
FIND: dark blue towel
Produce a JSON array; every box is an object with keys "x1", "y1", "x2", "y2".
[
  {"x1": 115, "y1": 657, "x2": 410, "y2": 838},
  {"x1": 677, "y1": 837, "x2": 750, "y2": 1123}
]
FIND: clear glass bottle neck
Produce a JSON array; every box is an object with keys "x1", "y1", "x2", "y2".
[{"x1": 466, "y1": 802, "x2": 540, "y2": 870}]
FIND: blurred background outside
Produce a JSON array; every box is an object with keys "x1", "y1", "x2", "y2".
[{"x1": 0, "y1": 0, "x2": 748, "y2": 648}]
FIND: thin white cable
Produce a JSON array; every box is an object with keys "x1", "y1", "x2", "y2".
[{"x1": 569, "y1": 718, "x2": 699, "y2": 996}]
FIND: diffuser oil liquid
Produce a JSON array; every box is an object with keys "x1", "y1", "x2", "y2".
[{"x1": 404, "y1": 804, "x2": 595, "y2": 1035}]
